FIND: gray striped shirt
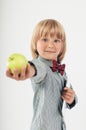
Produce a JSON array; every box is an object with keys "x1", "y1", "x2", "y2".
[{"x1": 30, "y1": 56, "x2": 77, "y2": 130}]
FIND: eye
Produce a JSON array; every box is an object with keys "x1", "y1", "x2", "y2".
[
  {"x1": 42, "y1": 38, "x2": 48, "y2": 42},
  {"x1": 54, "y1": 39, "x2": 61, "y2": 43}
]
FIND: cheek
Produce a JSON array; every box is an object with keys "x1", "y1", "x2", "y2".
[
  {"x1": 37, "y1": 43, "x2": 44, "y2": 54},
  {"x1": 36, "y1": 41, "x2": 41, "y2": 50},
  {"x1": 56, "y1": 44, "x2": 62, "y2": 52},
  {"x1": 37, "y1": 41, "x2": 45, "y2": 49},
  {"x1": 37, "y1": 44, "x2": 41, "y2": 51}
]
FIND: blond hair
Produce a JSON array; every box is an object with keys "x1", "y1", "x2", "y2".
[{"x1": 30, "y1": 19, "x2": 66, "y2": 63}]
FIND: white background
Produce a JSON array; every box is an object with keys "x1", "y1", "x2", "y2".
[{"x1": 0, "y1": 0, "x2": 86, "y2": 130}]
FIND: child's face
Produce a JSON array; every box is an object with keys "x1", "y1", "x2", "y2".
[{"x1": 36, "y1": 35, "x2": 62, "y2": 61}]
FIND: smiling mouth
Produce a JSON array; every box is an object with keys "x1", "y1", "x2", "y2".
[{"x1": 45, "y1": 51, "x2": 56, "y2": 53}]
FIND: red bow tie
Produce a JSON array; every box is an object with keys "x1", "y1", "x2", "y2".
[{"x1": 51, "y1": 60, "x2": 65, "y2": 75}]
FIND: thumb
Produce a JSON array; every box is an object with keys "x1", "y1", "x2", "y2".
[{"x1": 63, "y1": 87, "x2": 69, "y2": 91}]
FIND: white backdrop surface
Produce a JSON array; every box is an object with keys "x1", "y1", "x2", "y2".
[{"x1": 0, "y1": 0, "x2": 86, "y2": 130}]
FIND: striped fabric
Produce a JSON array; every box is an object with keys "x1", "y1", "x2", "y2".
[{"x1": 30, "y1": 56, "x2": 77, "y2": 130}]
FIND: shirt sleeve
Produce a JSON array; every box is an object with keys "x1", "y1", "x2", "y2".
[
  {"x1": 30, "y1": 59, "x2": 47, "y2": 83},
  {"x1": 66, "y1": 95, "x2": 78, "y2": 109}
]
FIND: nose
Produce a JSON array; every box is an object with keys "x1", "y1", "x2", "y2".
[{"x1": 48, "y1": 41, "x2": 54, "y2": 48}]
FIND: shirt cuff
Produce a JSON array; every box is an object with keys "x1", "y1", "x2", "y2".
[
  {"x1": 28, "y1": 61, "x2": 37, "y2": 76},
  {"x1": 66, "y1": 95, "x2": 78, "y2": 109}
]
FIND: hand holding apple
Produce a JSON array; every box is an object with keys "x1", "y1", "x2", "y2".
[{"x1": 7, "y1": 53, "x2": 28, "y2": 74}]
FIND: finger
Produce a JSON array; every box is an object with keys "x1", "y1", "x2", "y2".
[
  {"x1": 61, "y1": 95, "x2": 71, "y2": 102},
  {"x1": 63, "y1": 87, "x2": 69, "y2": 91},
  {"x1": 62, "y1": 89, "x2": 74, "y2": 97},
  {"x1": 63, "y1": 87, "x2": 75, "y2": 95},
  {"x1": 13, "y1": 68, "x2": 19, "y2": 79},
  {"x1": 62, "y1": 92, "x2": 71, "y2": 98},
  {"x1": 20, "y1": 67, "x2": 26, "y2": 78},
  {"x1": 19, "y1": 67, "x2": 28, "y2": 80},
  {"x1": 6, "y1": 69, "x2": 13, "y2": 77},
  {"x1": 62, "y1": 94, "x2": 75, "y2": 104},
  {"x1": 17, "y1": 66, "x2": 29, "y2": 80},
  {"x1": 66, "y1": 89, "x2": 75, "y2": 96},
  {"x1": 62, "y1": 92, "x2": 72, "y2": 97},
  {"x1": 62, "y1": 90, "x2": 75, "y2": 100}
]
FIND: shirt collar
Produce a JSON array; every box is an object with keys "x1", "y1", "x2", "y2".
[{"x1": 38, "y1": 56, "x2": 53, "y2": 67}]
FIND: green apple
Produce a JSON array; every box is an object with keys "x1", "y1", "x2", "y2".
[{"x1": 7, "y1": 53, "x2": 28, "y2": 74}]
